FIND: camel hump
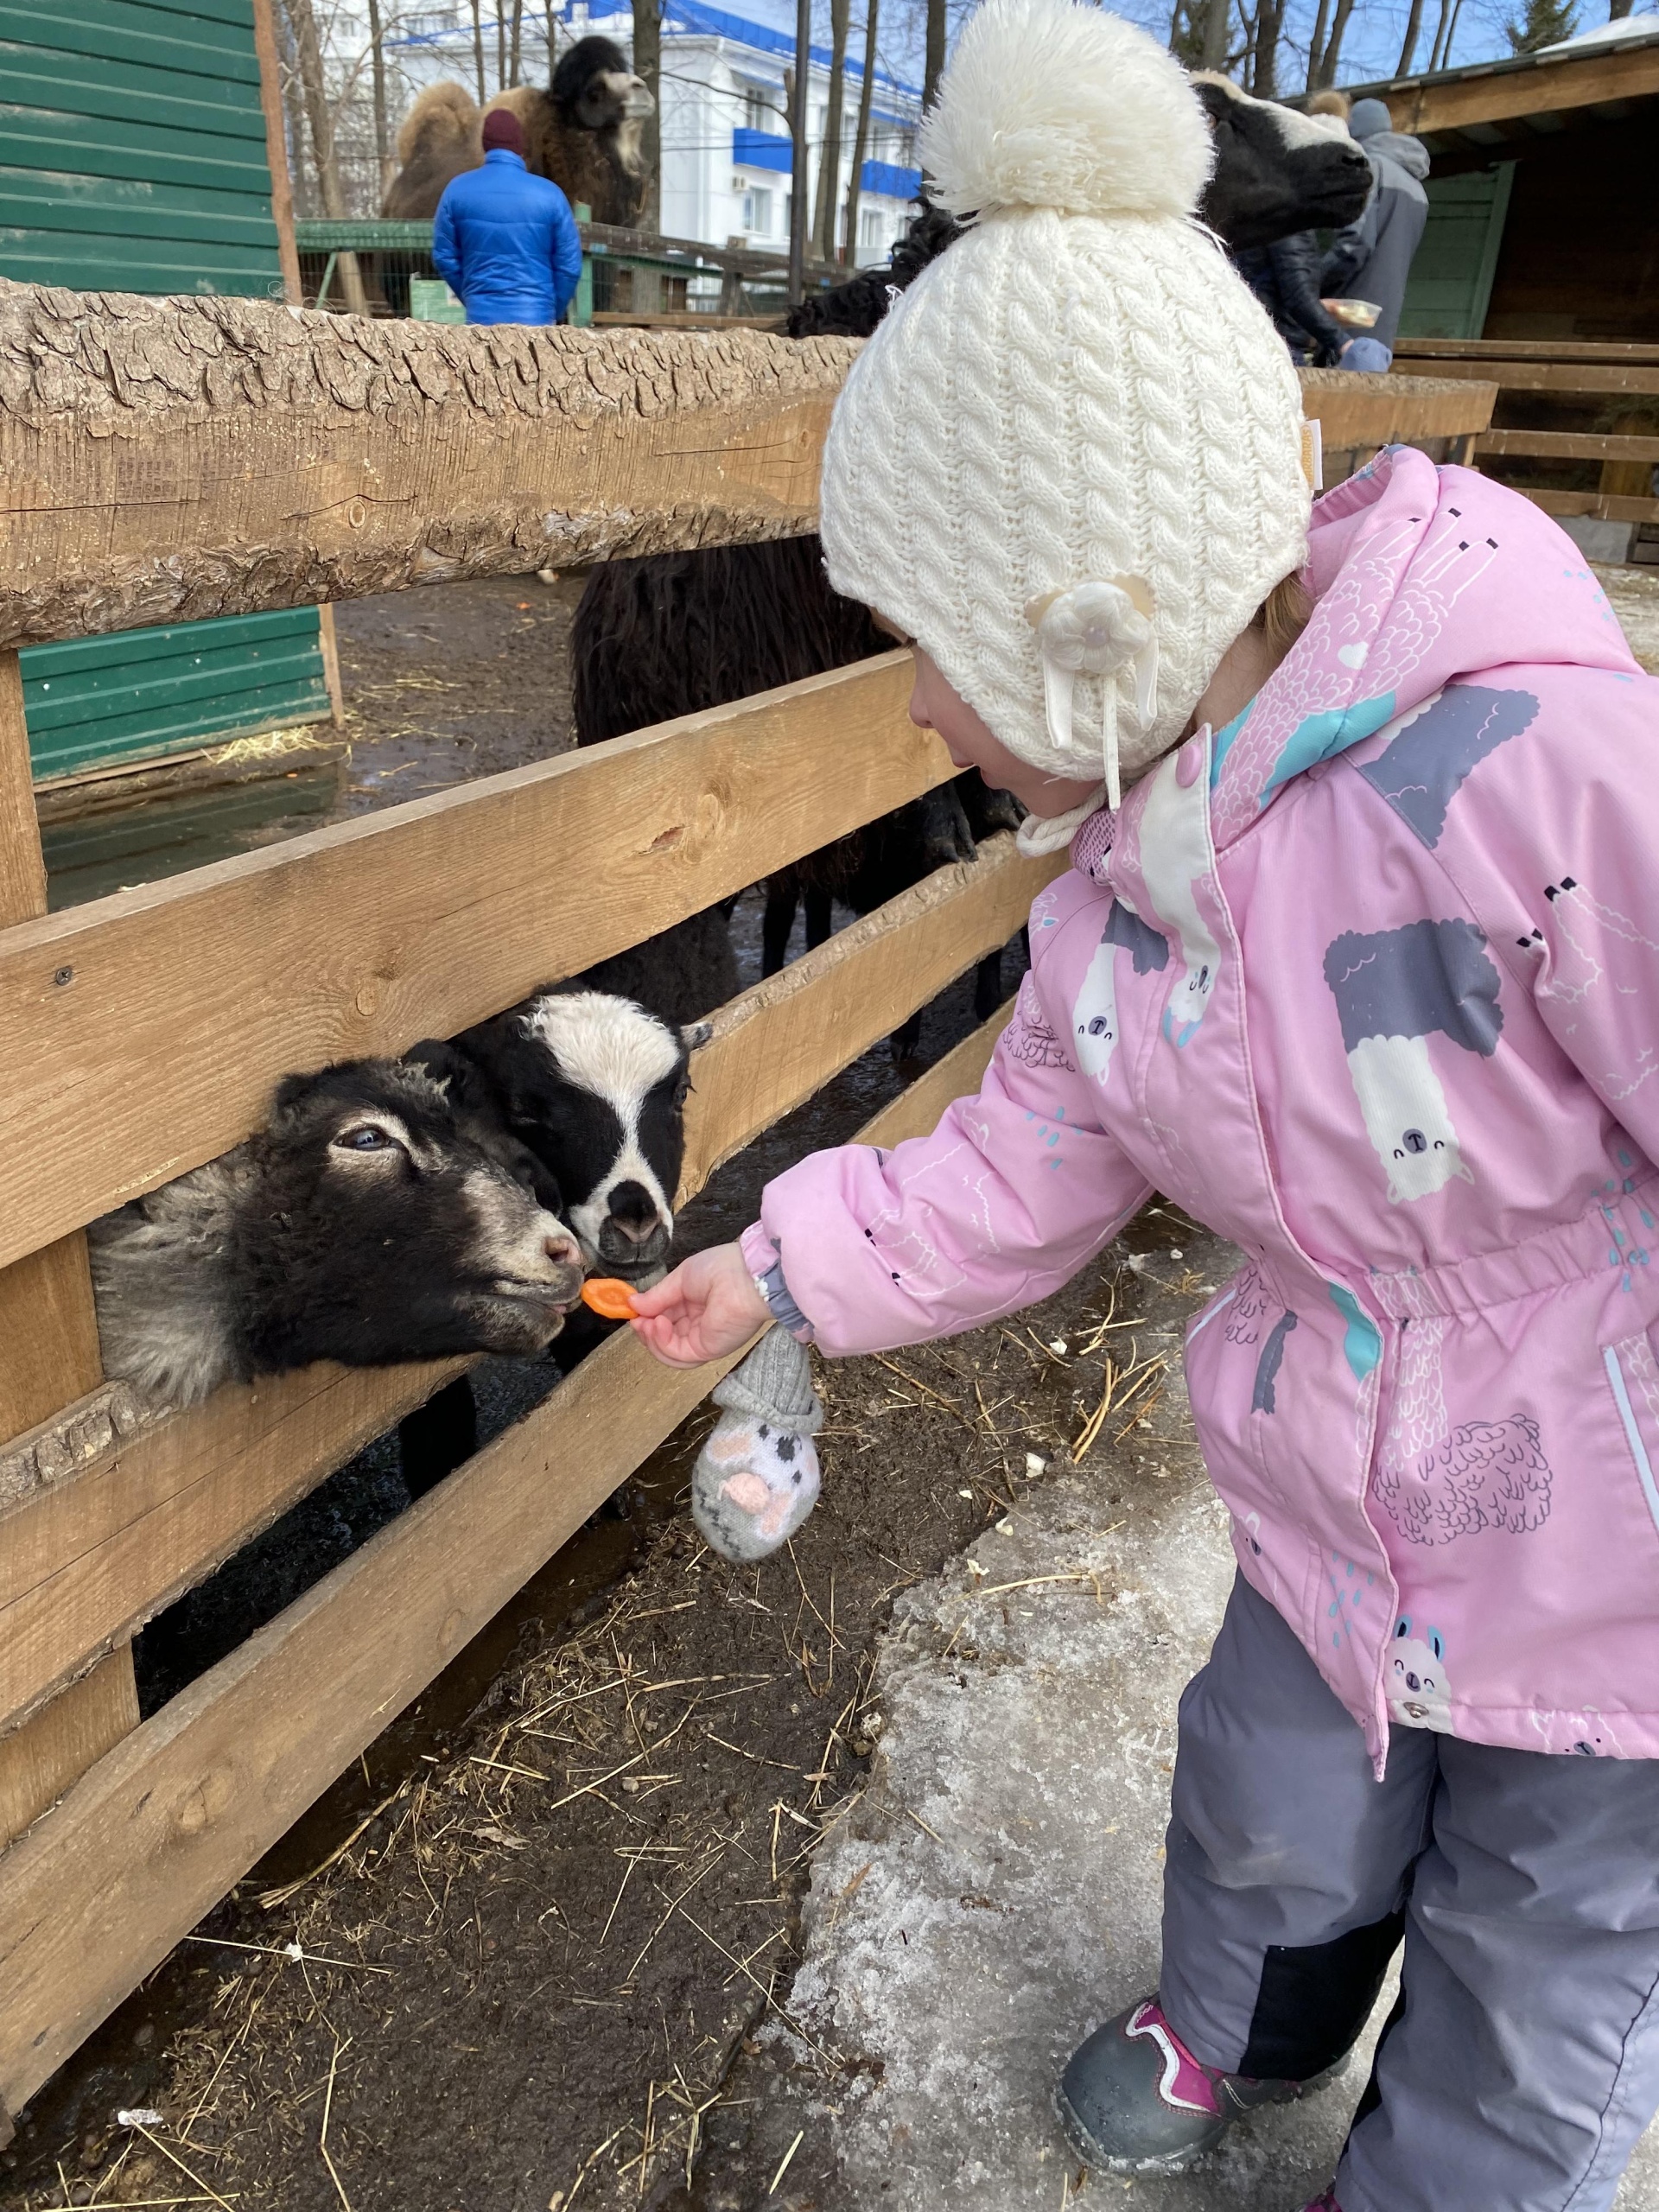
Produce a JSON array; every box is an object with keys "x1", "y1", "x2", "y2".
[{"x1": 395, "y1": 79, "x2": 478, "y2": 165}]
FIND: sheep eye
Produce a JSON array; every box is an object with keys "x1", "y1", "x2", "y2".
[{"x1": 335, "y1": 1124, "x2": 395, "y2": 1153}]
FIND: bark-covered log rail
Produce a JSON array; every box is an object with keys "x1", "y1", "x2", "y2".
[{"x1": 0, "y1": 280, "x2": 859, "y2": 645}]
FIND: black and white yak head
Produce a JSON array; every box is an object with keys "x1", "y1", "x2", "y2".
[
  {"x1": 1192, "y1": 76, "x2": 1374, "y2": 247},
  {"x1": 89, "y1": 1059, "x2": 586, "y2": 1408},
  {"x1": 453, "y1": 987, "x2": 696, "y2": 1288}
]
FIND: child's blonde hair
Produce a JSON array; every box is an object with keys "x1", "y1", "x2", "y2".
[{"x1": 1255, "y1": 571, "x2": 1313, "y2": 659}]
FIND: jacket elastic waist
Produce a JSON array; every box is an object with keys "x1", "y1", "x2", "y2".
[{"x1": 1362, "y1": 1178, "x2": 1659, "y2": 1320}]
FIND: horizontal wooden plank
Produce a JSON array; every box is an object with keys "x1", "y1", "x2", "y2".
[
  {"x1": 679, "y1": 833, "x2": 1060, "y2": 1197},
  {"x1": 0, "y1": 839, "x2": 1044, "y2": 1738},
  {"x1": 1384, "y1": 42, "x2": 1659, "y2": 134},
  {"x1": 1399, "y1": 358, "x2": 1659, "y2": 397},
  {"x1": 0, "y1": 654, "x2": 933, "y2": 1272},
  {"x1": 0, "y1": 1002, "x2": 1003, "y2": 2115},
  {"x1": 1395, "y1": 339, "x2": 1659, "y2": 365},
  {"x1": 1514, "y1": 486, "x2": 1659, "y2": 525},
  {"x1": 1477, "y1": 429, "x2": 1659, "y2": 463},
  {"x1": 854, "y1": 993, "x2": 1014, "y2": 1147},
  {"x1": 0, "y1": 284, "x2": 855, "y2": 647},
  {"x1": 0, "y1": 1649, "x2": 137, "y2": 1853},
  {"x1": 1297, "y1": 368, "x2": 1497, "y2": 447}
]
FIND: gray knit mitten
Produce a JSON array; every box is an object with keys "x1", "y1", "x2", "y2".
[{"x1": 692, "y1": 1327, "x2": 823, "y2": 1562}]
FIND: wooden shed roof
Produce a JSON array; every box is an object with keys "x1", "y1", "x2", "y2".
[{"x1": 1319, "y1": 25, "x2": 1659, "y2": 155}]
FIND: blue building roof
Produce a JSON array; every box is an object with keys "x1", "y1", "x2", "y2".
[{"x1": 664, "y1": 0, "x2": 921, "y2": 101}]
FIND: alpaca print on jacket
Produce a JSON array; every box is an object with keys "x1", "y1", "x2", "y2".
[{"x1": 756, "y1": 449, "x2": 1659, "y2": 1767}]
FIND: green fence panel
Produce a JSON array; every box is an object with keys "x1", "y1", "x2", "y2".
[
  {"x1": 24, "y1": 611, "x2": 333, "y2": 781},
  {"x1": 4, "y1": 1, "x2": 329, "y2": 779}
]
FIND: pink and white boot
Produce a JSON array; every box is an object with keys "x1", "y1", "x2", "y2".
[{"x1": 1056, "y1": 1994, "x2": 1348, "y2": 2176}]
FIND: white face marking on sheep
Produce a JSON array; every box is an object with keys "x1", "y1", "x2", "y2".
[
  {"x1": 1346, "y1": 1034, "x2": 1471, "y2": 1204},
  {"x1": 525, "y1": 991, "x2": 683, "y2": 1266},
  {"x1": 464, "y1": 1169, "x2": 582, "y2": 1293}
]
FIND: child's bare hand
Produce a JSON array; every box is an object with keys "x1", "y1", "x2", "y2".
[{"x1": 630, "y1": 1244, "x2": 772, "y2": 1367}]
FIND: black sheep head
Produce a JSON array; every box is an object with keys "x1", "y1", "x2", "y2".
[
  {"x1": 235, "y1": 1058, "x2": 585, "y2": 1378},
  {"x1": 454, "y1": 988, "x2": 695, "y2": 1287}
]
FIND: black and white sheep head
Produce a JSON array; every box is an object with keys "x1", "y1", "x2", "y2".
[
  {"x1": 553, "y1": 35, "x2": 654, "y2": 132},
  {"x1": 247, "y1": 1061, "x2": 586, "y2": 1372},
  {"x1": 458, "y1": 988, "x2": 698, "y2": 1287},
  {"x1": 1190, "y1": 75, "x2": 1373, "y2": 246},
  {"x1": 89, "y1": 1058, "x2": 586, "y2": 1409}
]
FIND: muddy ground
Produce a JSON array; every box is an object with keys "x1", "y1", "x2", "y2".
[
  {"x1": 9, "y1": 1231, "x2": 1197, "y2": 2212},
  {"x1": 6, "y1": 571, "x2": 1052, "y2": 2210}
]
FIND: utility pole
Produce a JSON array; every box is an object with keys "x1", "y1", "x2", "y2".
[
  {"x1": 843, "y1": 0, "x2": 878, "y2": 268},
  {"x1": 788, "y1": 0, "x2": 810, "y2": 303}
]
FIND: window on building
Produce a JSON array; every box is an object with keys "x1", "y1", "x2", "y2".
[
  {"x1": 741, "y1": 86, "x2": 777, "y2": 131},
  {"x1": 860, "y1": 209, "x2": 882, "y2": 248},
  {"x1": 742, "y1": 186, "x2": 774, "y2": 235}
]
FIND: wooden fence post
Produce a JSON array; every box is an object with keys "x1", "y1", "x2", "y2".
[{"x1": 0, "y1": 652, "x2": 138, "y2": 1867}]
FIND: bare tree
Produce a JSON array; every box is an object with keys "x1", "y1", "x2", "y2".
[
  {"x1": 1200, "y1": 0, "x2": 1230, "y2": 71},
  {"x1": 470, "y1": 0, "x2": 487, "y2": 100},
  {"x1": 280, "y1": 0, "x2": 369, "y2": 309},
  {"x1": 497, "y1": 3, "x2": 507, "y2": 90},
  {"x1": 925, "y1": 0, "x2": 947, "y2": 105},
  {"x1": 510, "y1": 0, "x2": 524, "y2": 82},
  {"x1": 1305, "y1": 0, "x2": 1332, "y2": 86},
  {"x1": 633, "y1": 0, "x2": 663, "y2": 230},
  {"x1": 546, "y1": 1, "x2": 560, "y2": 70},
  {"x1": 366, "y1": 0, "x2": 392, "y2": 197},
  {"x1": 1312, "y1": 0, "x2": 1358, "y2": 85},
  {"x1": 1251, "y1": 0, "x2": 1284, "y2": 91},
  {"x1": 843, "y1": 0, "x2": 879, "y2": 268},
  {"x1": 275, "y1": 0, "x2": 313, "y2": 214},
  {"x1": 814, "y1": 0, "x2": 852, "y2": 262},
  {"x1": 1396, "y1": 0, "x2": 1427, "y2": 70}
]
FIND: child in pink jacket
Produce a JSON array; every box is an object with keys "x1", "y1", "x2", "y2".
[{"x1": 634, "y1": 3, "x2": 1659, "y2": 2202}]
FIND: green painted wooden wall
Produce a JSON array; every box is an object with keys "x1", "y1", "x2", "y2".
[
  {"x1": 3, "y1": 0, "x2": 331, "y2": 781},
  {"x1": 1397, "y1": 164, "x2": 1516, "y2": 343}
]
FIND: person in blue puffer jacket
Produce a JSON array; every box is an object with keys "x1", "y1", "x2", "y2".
[{"x1": 432, "y1": 109, "x2": 584, "y2": 325}]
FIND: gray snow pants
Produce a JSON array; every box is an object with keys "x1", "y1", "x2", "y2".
[{"x1": 1160, "y1": 1575, "x2": 1659, "y2": 2212}]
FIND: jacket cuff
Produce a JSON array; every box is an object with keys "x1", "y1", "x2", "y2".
[{"x1": 739, "y1": 1221, "x2": 817, "y2": 1345}]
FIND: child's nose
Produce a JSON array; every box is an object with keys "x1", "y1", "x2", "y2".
[{"x1": 908, "y1": 684, "x2": 932, "y2": 731}]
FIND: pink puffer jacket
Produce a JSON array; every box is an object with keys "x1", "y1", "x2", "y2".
[{"x1": 753, "y1": 448, "x2": 1659, "y2": 1766}]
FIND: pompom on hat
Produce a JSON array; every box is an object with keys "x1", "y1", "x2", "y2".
[{"x1": 817, "y1": 0, "x2": 1312, "y2": 832}]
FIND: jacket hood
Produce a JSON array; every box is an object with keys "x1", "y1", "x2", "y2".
[
  {"x1": 1367, "y1": 129, "x2": 1431, "y2": 183},
  {"x1": 1199, "y1": 446, "x2": 1641, "y2": 850}
]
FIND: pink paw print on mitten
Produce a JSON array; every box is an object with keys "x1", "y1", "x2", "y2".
[{"x1": 690, "y1": 1332, "x2": 823, "y2": 1561}]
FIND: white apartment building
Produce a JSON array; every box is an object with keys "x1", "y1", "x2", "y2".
[{"x1": 387, "y1": 3, "x2": 924, "y2": 264}]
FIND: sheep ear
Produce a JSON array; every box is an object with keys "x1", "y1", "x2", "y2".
[{"x1": 682, "y1": 1019, "x2": 715, "y2": 1052}]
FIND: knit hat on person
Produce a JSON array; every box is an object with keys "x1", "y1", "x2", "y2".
[
  {"x1": 1347, "y1": 97, "x2": 1394, "y2": 138},
  {"x1": 481, "y1": 108, "x2": 526, "y2": 154},
  {"x1": 817, "y1": 0, "x2": 1311, "y2": 833}
]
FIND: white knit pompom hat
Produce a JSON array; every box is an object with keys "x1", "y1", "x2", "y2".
[{"x1": 818, "y1": 0, "x2": 1311, "y2": 825}]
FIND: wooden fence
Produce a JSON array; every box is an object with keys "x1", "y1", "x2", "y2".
[
  {"x1": 1392, "y1": 337, "x2": 1659, "y2": 534},
  {"x1": 0, "y1": 283, "x2": 1495, "y2": 2126}
]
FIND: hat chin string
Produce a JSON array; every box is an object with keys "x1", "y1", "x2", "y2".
[{"x1": 1038, "y1": 635, "x2": 1158, "y2": 816}]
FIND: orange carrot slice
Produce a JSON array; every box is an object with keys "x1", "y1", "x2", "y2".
[{"x1": 580, "y1": 1277, "x2": 638, "y2": 1319}]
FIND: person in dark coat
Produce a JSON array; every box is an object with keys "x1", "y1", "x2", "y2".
[
  {"x1": 1230, "y1": 230, "x2": 1349, "y2": 367},
  {"x1": 1323, "y1": 96, "x2": 1430, "y2": 371},
  {"x1": 432, "y1": 109, "x2": 584, "y2": 326}
]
